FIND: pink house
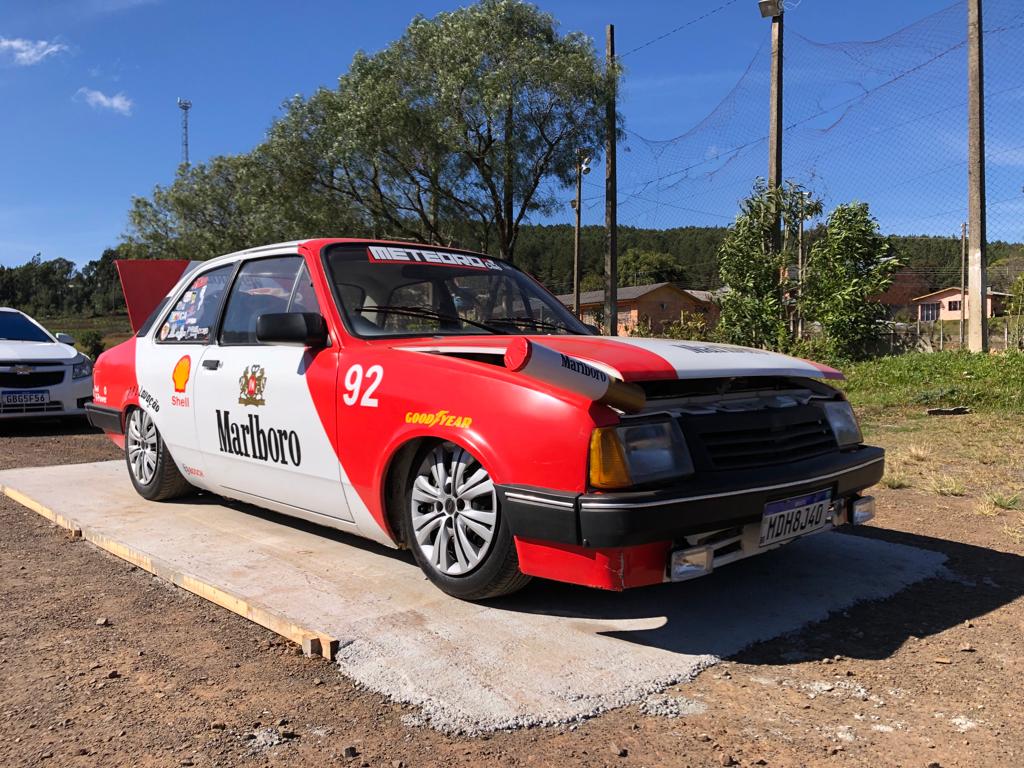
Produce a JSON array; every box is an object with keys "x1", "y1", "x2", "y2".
[{"x1": 912, "y1": 287, "x2": 1011, "y2": 322}]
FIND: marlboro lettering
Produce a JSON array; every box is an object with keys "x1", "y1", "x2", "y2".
[{"x1": 503, "y1": 338, "x2": 646, "y2": 413}]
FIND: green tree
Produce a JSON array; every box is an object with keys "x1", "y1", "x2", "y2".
[
  {"x1": 125, "y1": 148, "x2": 362, "y2": 261},
  {"x1": 802, "y1": 202, "x2": 899, "y2": 360},
  {"x1": 716, "y1": 179, "x2": 821, "y2": 349},
  {"x1": 268, "y1": 0, "x2": 616, "y2": 262},
  {"x1": 617, "y1": 248, "x2": 686, "y2": 286}
]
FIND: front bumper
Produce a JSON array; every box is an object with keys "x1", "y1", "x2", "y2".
[
  {"x1": 502, "y1": 446, "x2": 883, "y2": 590},
  {"x1": 0, "y1": 372, "x2": 93, "y2": 420},
  {"x1": 498, "y1": 445, "x2": 884, "y2": 549},
  {"x1": 85, "y1": 403, "x2": 124, "y2": 434}
]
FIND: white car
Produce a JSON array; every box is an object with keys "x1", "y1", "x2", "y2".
[{"x1": 0, "y1": 308, "x2": 94, "y2": 420}]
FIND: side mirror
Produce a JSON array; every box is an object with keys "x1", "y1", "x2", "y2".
[
  {"x1": 256, "y1": 313, "x2": 329, "y2": 348},
  {"x1": 56, "y1": 332, "x2": 76, "y2": 345}
]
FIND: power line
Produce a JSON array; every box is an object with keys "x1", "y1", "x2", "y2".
[{"x1": 618, "y1": 0, "x2": 742, "y2": 58}]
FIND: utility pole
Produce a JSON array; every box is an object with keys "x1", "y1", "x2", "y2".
[
  {"x1": 761, "y1": 0, "x2": 784, "y2": 255},
  {"x1": 604, "y1": 24, "x2": 618, "y2": 336},
  {"x1": 967, "y1": 0, "x2": 988, "y2": 352},
  {"x1": 177, "y1": 97, "x2": 192, "y2": 168},
  {"x1": 572, "y1": 150, "x2": 591, "y2": 318},
  {"x1": 960, "y1": 221, "x2": 967, "y2": 348}
]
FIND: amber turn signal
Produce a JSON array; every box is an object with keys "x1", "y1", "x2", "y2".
[{"x1": 589, "y1": 427, "x2": 633, "y2": 489}]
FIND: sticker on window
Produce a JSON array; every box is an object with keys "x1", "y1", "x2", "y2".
[{"x1": 367, "y1": 246, "x2": 502, "y2": 271}]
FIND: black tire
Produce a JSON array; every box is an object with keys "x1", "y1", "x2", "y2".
[
  {"x1": 403, "y1": 441, "x2": 531, "y2": 601},
  {"x1": 124, "y1": 407, "x2": 192, "y2": 501}
]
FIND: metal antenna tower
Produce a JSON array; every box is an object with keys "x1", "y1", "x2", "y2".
[{"x1": 176, "y1": 97, "x2": 192, "y2": 168}]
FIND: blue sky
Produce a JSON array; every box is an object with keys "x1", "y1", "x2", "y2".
[{"x1": 0, "y1": 0, "x2": 995, "y2": 267}]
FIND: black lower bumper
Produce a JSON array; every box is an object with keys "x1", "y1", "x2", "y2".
[
  {"x1": 85, "y1": 403, "x2": 123, "y2": 434},
  {"x1": 497, "y1": 446, "x2": 884, "y2": 548}
]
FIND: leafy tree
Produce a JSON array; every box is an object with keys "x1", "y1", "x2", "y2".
[
  {"x1": 125, "y1": 147, "x2": 363, "y2": 261},
  {"x1": 617, "y1": 248, "x2": 686, "y2": 286},
  {"x1": 268, "y1": 0, "x2": 616, "y2": 262},
  {"x1": 802, "y1": 202, "x2": 899, "y2": 360},
  {"x1": 716, "y1": 179, "x2": 821, "y2": 349},
  {"x1": 580, "y1": 272, "x2": 603, "y2": 292}
]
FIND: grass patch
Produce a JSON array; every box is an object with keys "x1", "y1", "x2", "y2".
[
  {"x1": 36, "y1": 314, "x2": 132, "y2": 354},
  {"x1": 906, "y1": 444, "x2": 930, "y2": 462},
  {"x1": 925, "y1": 474, "x2": 967, "y2": 497},
  {"x1": 840, "y1": 351, "x2": 1024, "y2": 414},
  {"x1": 1004, "y1": 514, "x2": 1024, "y2": 545},
  {"x1": 984, "y1": 492, "x2": 1022, "y2": 511},
  {"x1": 881, "y1": 468, "x2": 910, "y2": 490}
]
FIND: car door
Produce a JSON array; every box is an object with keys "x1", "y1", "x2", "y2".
[
  {"x1": 193, "y1": 254, "x2": 352, "y2": 522},
  {"x1": 135, "y1": 263, "x2": 237, "y2": 481}
]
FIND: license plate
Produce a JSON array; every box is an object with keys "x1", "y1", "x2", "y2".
[
  {"x1": 759, "y1": 489, "x2": 832, "y2": 547},
  {"x1": 1, "y1": 390, "x2": 50, "y2": 405}
]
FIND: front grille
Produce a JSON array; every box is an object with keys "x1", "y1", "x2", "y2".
[
  {"x1": 0, "y1": 370, "x2": 65, "y2": 388},
  {"x1": 0, "y1": 401, "x2": 64, "y2": 415},
  {"x1": 680, "y1": 404, "x2": 837, "y2": 471}
]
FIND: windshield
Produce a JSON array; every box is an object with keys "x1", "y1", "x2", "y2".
[
  {"x1": 325, "y1": 244, "x2": 590, "y2": 338},
  {"x1": 0, "y1": 310, "x2": 52, "y2": 343}
]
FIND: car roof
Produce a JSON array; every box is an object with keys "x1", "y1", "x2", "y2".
[{"x1": 203, "y1": 238, "x2": 496, "y2": 267}]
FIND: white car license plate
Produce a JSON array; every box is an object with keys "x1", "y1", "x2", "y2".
[
  {"x1": 759, "y1": 489, "x2": 832, "y2": 547},
  {"x1": 1, "y1": 390, "x2": 50, "y2": 406}
]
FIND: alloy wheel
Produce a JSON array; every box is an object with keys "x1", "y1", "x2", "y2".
[
  {"x1": 409, "y1": 443, "x2": 497, "y2": 577},
  {"x1": 127, "y1": 409, "x2": 158, "y2": 486}
]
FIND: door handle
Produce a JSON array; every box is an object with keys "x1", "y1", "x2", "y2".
[{"x1": 202, "y1": 359, "x2": 221, "y2": 370}]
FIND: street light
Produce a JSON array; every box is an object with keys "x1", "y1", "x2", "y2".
[
  {"x1": 759, "y1": 0, "x2": 782, "y2": 18},
  {"x1": 573, "y1": 149, "x2": 592, "y2": 318}
]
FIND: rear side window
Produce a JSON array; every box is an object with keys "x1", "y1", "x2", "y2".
[
  {"x1": 156, "y1": 265, "x2": 234, "y2": 344},
  {"x1": 219, "y1": 256, "x2": 318, "y2": 345}
]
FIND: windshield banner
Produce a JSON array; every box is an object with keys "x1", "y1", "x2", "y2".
[{"x1": 367, "y1": 246, "x2": 502, "y2": 272}]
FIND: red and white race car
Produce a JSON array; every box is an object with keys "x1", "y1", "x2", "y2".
[{"x1": 87, "y1": 239, "x2": 883, "y2": 599}]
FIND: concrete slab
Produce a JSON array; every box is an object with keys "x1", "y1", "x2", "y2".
[{"x1": 1, "y1": 460, "x2": 947, "y2": 733}]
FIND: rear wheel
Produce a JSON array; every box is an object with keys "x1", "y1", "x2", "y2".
[
  {"x1": 125, "y1": 407, "x2": 192, "y2": 501},
  {"x1": 404, "y1": 441, "x2": 530, "y2": 600}
]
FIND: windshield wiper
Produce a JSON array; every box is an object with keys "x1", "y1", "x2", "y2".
[
  {"x1": 355, "y1": 305, "x2": 508, "y2": 335},
  {"x1": 488, "y1": 315, "x2": 573, "y2": 333}
]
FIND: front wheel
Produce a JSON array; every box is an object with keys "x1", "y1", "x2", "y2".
[
  {"x1": 124, "y1": 407, "x2": 192, "y2": 501},
  {"x1": 404, "y1": 441, "x2": 530, "y2": 600}
]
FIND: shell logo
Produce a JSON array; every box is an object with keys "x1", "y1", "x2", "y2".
[{"x1": 172, "y1": 355, "x2": 191, "y2": 393}]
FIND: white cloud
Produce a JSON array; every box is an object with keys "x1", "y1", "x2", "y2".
[
  {"x1": 74, "y1": 87, "x2": 133, "y2": 116},
  {"x1": 0, "y1": 37, "x2": 68, "y2": 66}
]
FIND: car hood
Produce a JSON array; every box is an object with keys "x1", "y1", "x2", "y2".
[
  {"x1": 0, "y1": 340, "x2": 78, "y2": 364},
  {"x1": 393, "y1": 335, "x2": 843, "y2": 382}
]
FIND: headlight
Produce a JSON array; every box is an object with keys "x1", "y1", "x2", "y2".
[
  {"x1": 589, "y1": 418, "x2": 693, "y2": 490},
  {"x1": 72, "y1": 358, "x2": 93, "y2": 380},
  {"x1": 822, "y1": 400, "x2": 863, "y2": 448}
]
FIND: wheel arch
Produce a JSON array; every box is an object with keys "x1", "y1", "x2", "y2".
[{"x1": 381, "y1": 436, "x2": 438, "y2": 548}]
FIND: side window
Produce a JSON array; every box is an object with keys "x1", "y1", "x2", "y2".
[
  {"x1": 220, "y1": 256, "x2": 303, "y2": 345},
  {"x1": 156, "y1": 265, "x2": 234, "y2": 344}
]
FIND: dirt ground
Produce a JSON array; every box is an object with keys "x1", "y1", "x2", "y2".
[{"x1": 2, "y1": 413, "x2": 1022, "y2": 768}]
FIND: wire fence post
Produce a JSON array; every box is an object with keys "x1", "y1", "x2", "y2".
[
  {"x1": 768, "y1": 5, "x2": 784, "y2": 256},
  {"x1": 967, "y1": 0, "x2": 989, "y2": 352},
  {"x1": 604, "y1": 24, "x2": 618, "y2": 336},
  {"x1": 960, "y1": 221, "x2": 967, "y2": 348}
]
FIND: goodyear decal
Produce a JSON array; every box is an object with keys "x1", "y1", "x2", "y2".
[{"x1": 405, "y1": 410, "x2": 473, "y2": 429}]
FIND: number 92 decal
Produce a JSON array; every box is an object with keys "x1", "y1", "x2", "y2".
[{"x1": 342, "y1": 364, "x2": 383, "y2": 407}]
